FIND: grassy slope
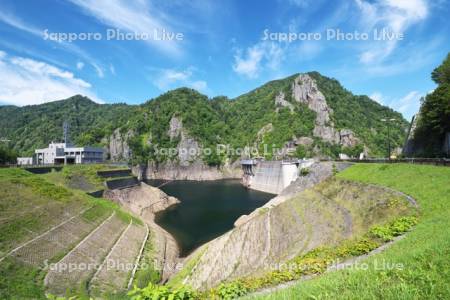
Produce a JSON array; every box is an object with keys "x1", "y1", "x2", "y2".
[
  {"x1": 253, "y1": 163, "x2": 450, "y2": 299},
  {"x1": 0, "y1": 167, "x2": 141, "y2": 299}
]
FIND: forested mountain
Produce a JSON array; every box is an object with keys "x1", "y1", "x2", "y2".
[
  {"x1": 0, "y1": 96, "x2": 138, "y2": 156},
  {"x1": 0, "y1": 72, "x2": 408, "y2": 163}
]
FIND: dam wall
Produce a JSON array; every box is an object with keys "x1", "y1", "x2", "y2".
[{"x1": 245, "y1": 159, "x2": 314, "y2": 194}]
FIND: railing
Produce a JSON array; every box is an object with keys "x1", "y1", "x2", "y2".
[{"x1": 330, "y1": 158, "x2": 450, "y2": 167}]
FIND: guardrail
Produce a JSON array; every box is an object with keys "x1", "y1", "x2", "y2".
[{"x1": 331, "y1": 158, "x2": 450, "y2": 167}]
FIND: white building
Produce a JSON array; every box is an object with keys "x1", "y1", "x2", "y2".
[
  {"x1": 17, "y1": 157, "x2": 34, "y2": 166},
  {"x1": 34, "y1": 142, "x2": 103, "y2": 165}
]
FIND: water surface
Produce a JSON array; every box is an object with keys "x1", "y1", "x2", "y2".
[{"x1": 147, "y1": 179, "x2": 274, "y2": 256}]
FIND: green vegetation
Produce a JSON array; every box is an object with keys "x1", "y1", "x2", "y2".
[
  {"x1": 0, "y1": 144, "x2": 17, "y2": 165},
  {"x1": 412, "y1": 52, "x2": 450, "y2": 157},
  {"x1": 132, "y1": 233, "x2": 161, "y2": 288},
  {"x1": 0, "y1": 257, "x2": 45, "y2": 299},
  {"x1": 167, "y1": 246, "x2": 207, "y2": 288},
  {"x1": 1, "y1": 72, "x2": 408, "y2": 164},
  {"x1": 249, "y1": 164, "x2": 450, "y2": 299},
  {"x1": 309, "y1": 72, "x2": 407, "y2": 155},
  {"x1": 128, "y1": 283, "x2": 197, "y2": 300},
  {"x1": 200, "y1": 215, "x2": 417, "y2": 299},
  {"x1": 0, "y1": 167, "x2": 143, "y2": 299},
  {"x1": 0, "y1": 95, "x2": 138, "y2": 156}
]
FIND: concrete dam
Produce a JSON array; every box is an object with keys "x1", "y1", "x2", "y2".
[{"x1": 241, "y1": 159, "x2": 314, "y2": 194}]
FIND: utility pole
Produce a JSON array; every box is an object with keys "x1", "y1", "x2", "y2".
[{"x1": 381, "y1": 118, "x2": 396, "y2": 160}]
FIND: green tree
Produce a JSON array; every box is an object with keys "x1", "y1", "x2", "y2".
[
  {"x1": 431, "y1": 53, "x2": 450, "y2": 85},
  {"x1": 413, "y1": 53, "x2": 450, "y2": 157}
]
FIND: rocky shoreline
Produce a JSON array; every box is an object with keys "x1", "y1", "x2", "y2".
[{"x1": 103, "y1": 182, "x2": 181, "y2": 282}]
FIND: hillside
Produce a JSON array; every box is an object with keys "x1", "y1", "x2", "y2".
[
  {"x1": 0, "y1": 96, "x2": 138, "y2": 156},
  {"x1": 250, "y1": 164, "x2": 450, "y2": 299},
  {"x1": 0, "y1": 72, "x2": 408, "y2": 163}
]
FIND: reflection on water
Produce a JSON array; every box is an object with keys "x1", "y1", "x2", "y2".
[{"x1": 146, "y1": 179, "x2": 274, "y2": 256}]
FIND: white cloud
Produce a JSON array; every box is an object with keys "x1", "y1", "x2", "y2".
[
  {"x1": 76, "y1": 61, "x2": 85, "y2": 70},
  {"x1": 0, "y1": 9, "x2": 106, "y2": 79},
  {"x1": 232, "y1": 47, "x2": 264, "y2": 79},
  {"x1": 232, "y1": 42, "x2": 285, "y2": 79},
  {"x1": 0, "y1": 10, "x2": 42, "y2": 36},
  {"x1": 92, "y1": 63, "x2": 104, "y2": 78},
  {"x1": 190, "y1": 80, "x2": 207, "y2": 91},
  {"x1": 367, "y1": 90, "x2": 424, "y2": 119},
  {"x1": 355, "y1": 0, "x2": 429, "y2": 64},
  {"x1": 370, "y1": 92, "x2": 385, "y2": 104},
  {"x1": 391, "y1": 90, "x2": 424, "y2": 120},
  {"x1": 68, "y1": 0, "x2": 181, "y2": 56},
  {"x1": 109, "y1": 64, "x2": 116, "y2": 76},
  {"x1": 152, "y1": 67, "x2": 208, "y2": 93},
  {"x1": 0, "y1": 51, "x2": 102, "y2": 106}
]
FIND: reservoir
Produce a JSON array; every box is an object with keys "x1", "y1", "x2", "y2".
[{"x1": 147, "y1": 179, "x2": 274, "y2": 256}]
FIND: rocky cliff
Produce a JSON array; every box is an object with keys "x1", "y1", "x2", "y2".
[
  {"x1": 142, "y1": 160, "x2": 242, "y2": 181},
  {"x1": 292, "y1": 74, "x2": 359, "y2": 147},
  {"x1": 133, "y1": 115, "x2": 242, "y2": 180},
  {"x1": 171, "y1": 162, "x2": 416, "y2": 290},
  {"x1": 106, "y1": 128, "x2": 134, "y2": 161}
]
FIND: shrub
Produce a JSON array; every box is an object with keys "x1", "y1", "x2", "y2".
[
  {"x1": 128, "y1": 283, "x2": 197, "y2": 300},
  {"x1": 299, "y1": 168, "x2": 310, "y2": 176},
  {"x1": 217, "y1": 281, "x2": 249, "y2": 299}
]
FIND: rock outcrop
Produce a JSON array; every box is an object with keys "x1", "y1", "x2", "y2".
[
  {"x1": 173, "y1": 162, "x2": 415, "y2": 290},
  {"x1": 291, "y1": 74, "x2": 360, "y2": 149},
  {"x1": 143, "y1": 160, "x2": 242, "y2": 181},
  {"x1": 108, "y1": 128, "x2": 133, "y2": 161},
  {"x1": 274, "y1": 92, "x2": 294, "y2": 113},
  {"x1": 135, "y1": 115, "x2": 242, "y2": 180},
  {"x1": 103, "y1": 183, "x2": 180, "y2": 281},
  {"x1": 338, "y1": 129, "x2": 360, "y2": 148},
  {"x1": 168, "y1": 116, "x2": 183, "y2": 140},
  {"x1": 292, "y1": 74, "x2": 339, "y2": 144}
]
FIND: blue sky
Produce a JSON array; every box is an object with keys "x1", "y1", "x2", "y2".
[{"x1": 0, "y1": 0, "x2": 449, "y2": 120}]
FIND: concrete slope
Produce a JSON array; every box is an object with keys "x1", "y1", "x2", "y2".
[
  {"x1": 89, "y1": 222, "x2": 148, "y2": 297},
  {"x1": 44, "y1": 213, "x2": 128, "y2": 296},
  {"x1": 175, "y1": 165, "x2": 416, "y2": 290}
]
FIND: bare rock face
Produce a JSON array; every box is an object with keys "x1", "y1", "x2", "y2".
[
  {"x1": 292, "y1": 74, "x2": 340, "y2": 144},
  {"x1": 168, "y1": 116, "x2": 183, "y2": 140},
  {"x1": 109, "y1": 128, "x2": 133, "y2": 161},
  {"x1": 177, "y1": 133, "x2": 200, "y2": 167},
  {"x1": 145, "y1": 160, "x2": 242, "y2": 181},
  {"x1": 296, "y1": 136, "x2": 314, "y2": 147},
  {"x1": 313, "y1": 125, "x2": 340, "y2": 144},
  {"x1": 167, "y1": 115, "x2": 201, "y2": 166},
  {"x1": 292, "y1": 74, "x2": 332, "y2": 125},
  {"x1": 291, "y1": 74, "x2": 363, "y2": 149},
  {"x1": 339, "y1": 129, "x2": 359, "y2": 148},
  {"x1": 274, "y1": 91, "x2": 294, "y2": 113}
]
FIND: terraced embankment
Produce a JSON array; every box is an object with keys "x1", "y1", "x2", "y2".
[
  {"x1": 7, "y1": 206, "x2": 104, "y2": 266},
  {"x1": 89, "y1": 221, "x2": 148, "y2": 296},
  {"x1": 0, "y1": 166, "x2": 160, "y2": 299},
  {"x1": 171, "y1": 163, "x2": 417, "y2": 290},
  {"x1": 44, "y1": 212, "x2": 128, "y2": 295}
]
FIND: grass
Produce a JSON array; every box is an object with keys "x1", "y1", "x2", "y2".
[
  {"x1": 132, "y1": 232, "x2": 161, "y2": 289},
  {"x1": 250, "y1": 163, "x2": 450, "y2": 299},
  {"x1": 0, "y1": 167, "x2": 145, "y2": 299}
]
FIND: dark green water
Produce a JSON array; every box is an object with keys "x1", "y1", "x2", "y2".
[{"x1": 146, "y1": 179, "x2": 274, "y2": 256}]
